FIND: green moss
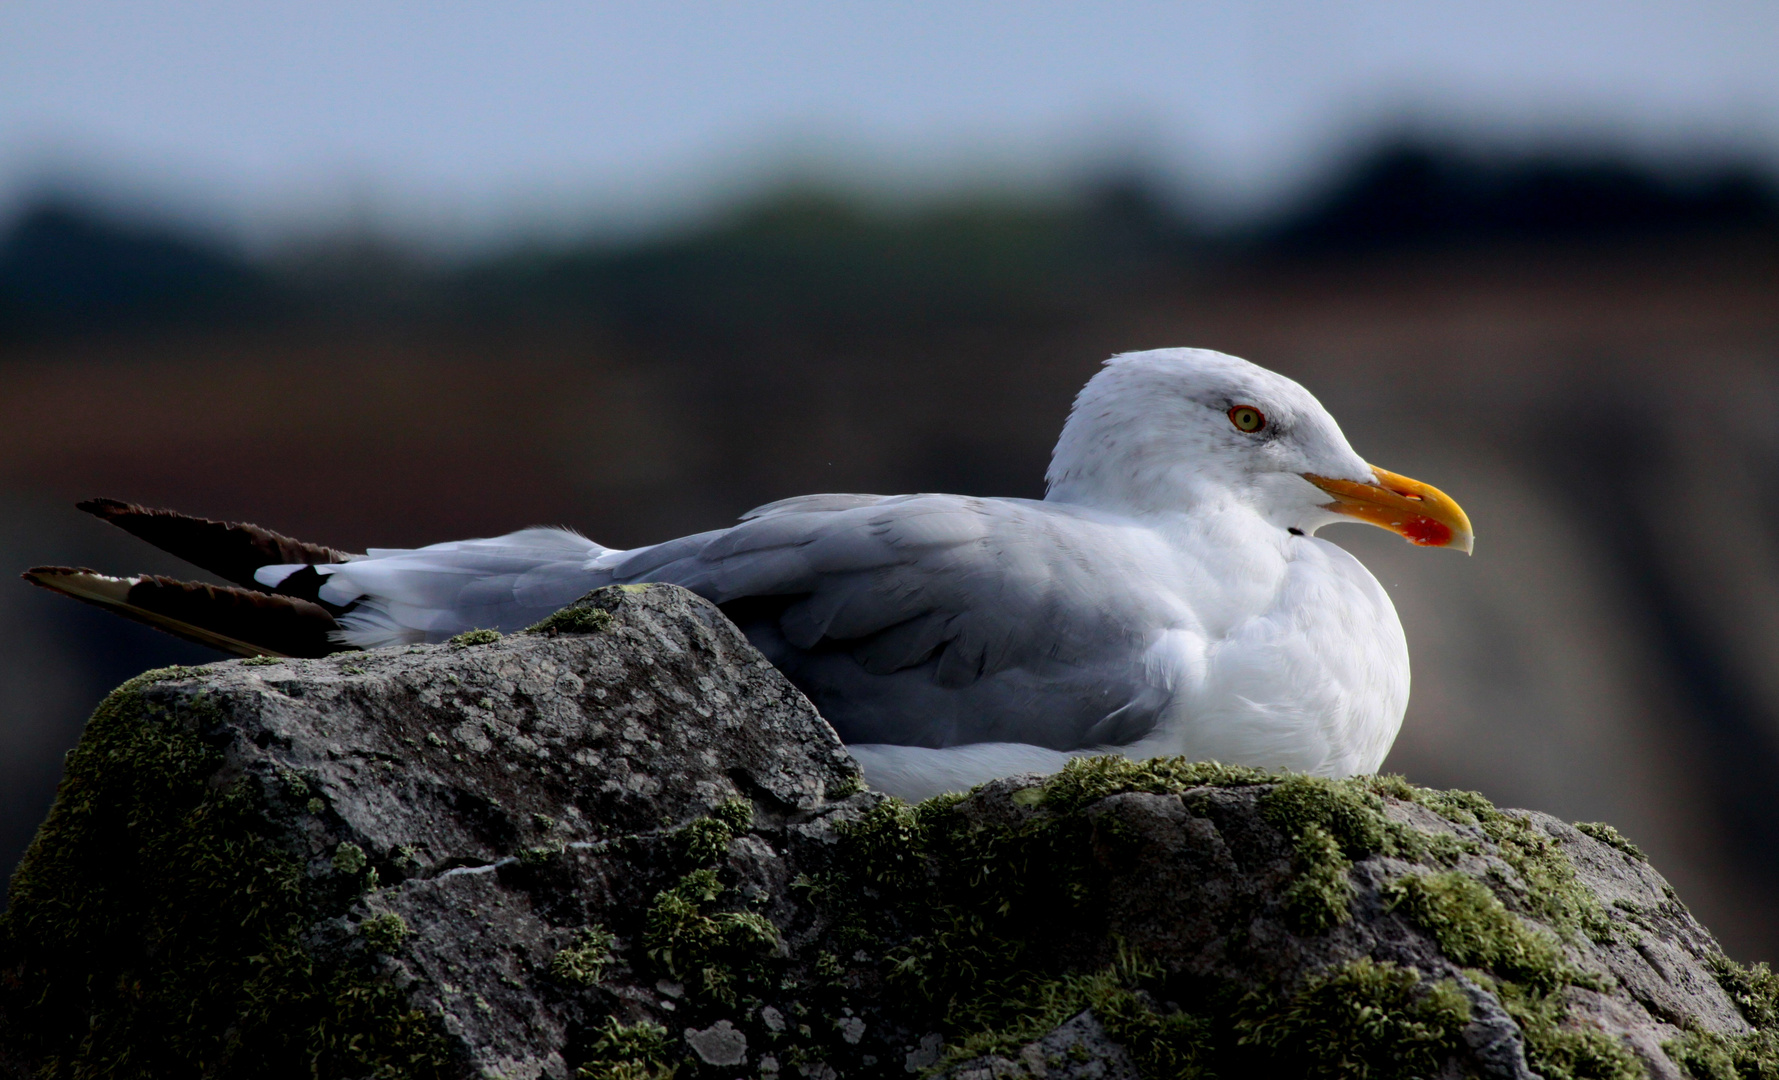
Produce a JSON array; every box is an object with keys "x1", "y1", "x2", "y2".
[
  {"x1": 1035, "y1": 755, "x2": 1272, "y2": 813},
  {"x1": 814, "y1": 769, "x2": 1410, "y2": 1071},
  {"x1": 814, "y1": 760, "x2": 1290, "y2": 1017},
  {"x1": 1533, "y1": 1031, "x2": 1646, "y2": 1080},
  {"x1": 1487, "y1": 979, "x2": 1644, "y2": 1080},
  {"x1": 361, "y1": 912, "x2": 410, "y2": 953},
  {"x1": 709, "y1": 797, "x2": 753, "y2": 834},
  {"x1": 1235, "y1": 959, "x2": 1471, "y2": 1080},
  {"x1": 830, "y1": 798, "x2": 929, "y2": 892},
  {"x1": 1663, "y1": 955, "x2": 1779, "y2": 1079},
  {"x1": 1280, "y1": 824, "x2": 1355, "y2": 933},
  {"x1": 944, "y1": 960, "x2": 1214, "y2": 1078},
  {"x1": 1665, "y1": 1028, "x2": 1779, "y2": 1080},
  {"x1": 0, "y1": 672, "x2": 451, "y2": 1078},
  {"x1": 333, "y1": 841, "x2": 368, "y2": 875},
  {"x1": 550, "y1": 925, "x2": 617, "y2": 987},
  {"x1": 1259, "y1": 774, "x2": 1389, "y2": 858},
  {"x1": 1258, "y1": 775, "x2": 1419, "y2": 934},
  {"x1": 243, "y1": 655, "x2": 287, "y2": 666},
  {"x1": 670, "y1": 799, "x2": 753, "y2": 865},
  {"x1": 448, "y1": 628, "x2": 503, "y2": 647},
  {"x1": 1710, "y1": 955, "x2": 1779, "y2": 1028},
  {"x1": 575, "y1": 1017, "x2": 676, "y2": 1080},
  {"x1": 925, "y1": 952, "x2": 1473, "y2": 1080},
  {"x1": 1396, "y1": 786, "x2": 1615, "y2": 945},
  {"x1": 1402, "y1": 784, "x2": 1497, "y2": 822},
  {"x1": 826, "y1": 772, "x2": 865, "y2": 800},
  {"x1": 1492, "y1": 817, "x2": 1615, "y2": 943},
  {"x1": 1574, "y1": 822, "x2": 1648, "y2": 863},
  {"x1": 520, "y1": 842, "x2": 565, "y2": 866},
  {"x1": 642, "y1": 869, "x2": 779, "y2": 1005},
  {"x1": 526, "y1": 605, "x2": 615, "y2": 635},
  {"x1": 1385, "y1": 870, "x2": 1638, "y2": 1079},
  {"x1": 799, "y1": 765, "x2": 1665, "y2": 1079},
  {"x1": 1095, "y1": 982, "x2": 1217, "y2": 1078},
  {"x1": 811, "y1": 768, "x2": 1309, "y2": 1066},
  {"x1": 141, "y1": 663, "x2": 208, "y2": 682},
  {"x1": 1384, "y1": 872, "x2": 1568, "y2": 991}
]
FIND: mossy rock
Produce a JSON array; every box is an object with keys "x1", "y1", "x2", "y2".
[
  {"x1": 0, "y1": 666, "x2": 452, "y2": 1079},
  {"x1": 793, "y1": 763, "x2": 1765, "y2": 1080},
  {"x1": 2, "y1": 586, "x2": 1773, "y2": 1079},
  {"x1": 0, "y1": 585, "x2": 858, "y2": 1080}
]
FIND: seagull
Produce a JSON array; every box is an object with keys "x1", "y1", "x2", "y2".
[{"x1": 26, "y1": 348, "x2": 1471, "y2": 799}]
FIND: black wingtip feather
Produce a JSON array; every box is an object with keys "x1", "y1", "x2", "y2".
[
  {"x1": 26, "y1": 565, "x2": 347, "y2": 658},
  {"x1": 77, "y1": 498, "x2": 358, "y2": 597}
]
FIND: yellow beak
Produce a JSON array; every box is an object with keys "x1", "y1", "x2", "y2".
[{"x1": 1303, "y1": 467, "x2": 1474, "y2": 553}]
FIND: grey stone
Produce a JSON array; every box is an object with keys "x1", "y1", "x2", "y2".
[
  {"x1": 942, "y1": 1011, "x2": 1140, "y2": 1080},
  {"x1": 685, "y1": 1019, "x2": 748, "y2": 1066},
  {"x1": 905, "y1": 1033, "x2": 945, "y2": 1073},
  {"x1": 2, "y1": 582, "x2": 1772, "y2": 1080}
]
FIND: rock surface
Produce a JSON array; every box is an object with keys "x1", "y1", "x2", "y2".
[{"x1": 2, "y1": 583, "x2": 1775, "y2": 1080}]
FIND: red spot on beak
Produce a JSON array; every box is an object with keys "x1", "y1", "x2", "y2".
[{"x1": 1401, "y1": 516, "x2": 1453, "y2": 547}]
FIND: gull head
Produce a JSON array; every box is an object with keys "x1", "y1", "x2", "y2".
[{"x1": 1045, "y1": 348, "x2": 1473, "y2": 552}]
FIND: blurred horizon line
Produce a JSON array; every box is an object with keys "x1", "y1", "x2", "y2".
[
  {"x1": 6, "y1": 124, "x2": 1779, "y2": 258},
  {"x1": 3, "y1": 131, "x2": 1777, "y2": 349}
]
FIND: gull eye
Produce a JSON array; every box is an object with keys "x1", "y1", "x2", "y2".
[{"x1": 1228, "y1": 405, "x2": 1266, "y2": 433}]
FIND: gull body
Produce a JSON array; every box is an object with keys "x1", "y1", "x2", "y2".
[{"x1": 243, "y1": 348, "x2": 1470, "y2": 799}]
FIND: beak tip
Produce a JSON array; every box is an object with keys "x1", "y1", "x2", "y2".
[{"x1": 1308, "y1": 467, "x2": 1474, "y2": 557}]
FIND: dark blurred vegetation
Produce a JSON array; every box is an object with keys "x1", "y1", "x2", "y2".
[
  {"x1": 0, "y1": 204, "x2": 278, "y2": 341},
  {"x1": 4, "y1": 139, "x2": 1773, "y2": 349},
  {"x1": 1266, "y1": 141, "x2": 1779, "y2": 252},
  {"x1": 5, "y1": 137, "x2": 1779, "y2": 959}
]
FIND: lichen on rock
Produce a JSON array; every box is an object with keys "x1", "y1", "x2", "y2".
[
  {"x1": 0, "y1": 666, "x2": 452, "y2": 1079},
  {"x1": 2, "y1": 584, "x2": 1774, "y2": 1080}
]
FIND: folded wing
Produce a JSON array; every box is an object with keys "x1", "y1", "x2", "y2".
[{"x1": 612, "y1": 493, "x2": 1185, "y2": 749}]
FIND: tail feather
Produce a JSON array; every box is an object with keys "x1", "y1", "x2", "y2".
[
  {"x1": 23, "y1": 566, "x2": 346, "y2": 658},
  {"x1": 76, "y1": 498, "x2": 357, "y2": 599},
  {"x1": 42, "y1": 501, "x2": 611, "y2": 654}
]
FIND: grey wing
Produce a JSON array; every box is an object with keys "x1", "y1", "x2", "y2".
[
  {"x1": 612, "y1": 493, "x2": 1179, "y2": 751},
  {"x1": 320, "y1": 528, "x2": 617, "y2": 645},
  {"x1": 738, "y1": 493, "x2": 891, "y2": 520}
]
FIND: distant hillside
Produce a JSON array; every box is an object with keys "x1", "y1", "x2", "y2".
[
  {"x1": 0, "y1": 203, "x2": 278, "y2": 342},
  {"x1": 1265, "y1": 141, "x2": 1779, "y2": 252},
  {"x1": 2, "y1": 140, "x2": 1774, "y2": 347}
]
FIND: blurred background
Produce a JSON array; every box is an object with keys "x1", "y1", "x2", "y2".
[{"x1": 4, "y1": 2, "x2": 1779, "y2": 957}]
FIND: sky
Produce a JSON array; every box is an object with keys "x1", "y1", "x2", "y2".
[{"x1": 2, "y1": 1, "x2": 1776, "y2": 246}]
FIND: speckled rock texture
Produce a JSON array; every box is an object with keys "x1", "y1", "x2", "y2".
[{"x1": 2, "y1": 583, "x2": 1774, "y2": 1080}]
